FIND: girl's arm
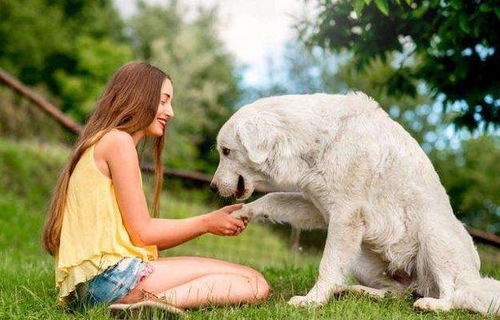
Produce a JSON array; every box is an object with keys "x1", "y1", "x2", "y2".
[
  {"x1": 103, "y1": 131, "x2": 245, "y2": 250},
  {"x1": 142, "y1": 204, "x2": 244, "y2": 250}
]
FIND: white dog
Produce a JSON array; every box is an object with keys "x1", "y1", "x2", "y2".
[{"x1": 210, "y1": 92, "x2": 500, "y2": 315}]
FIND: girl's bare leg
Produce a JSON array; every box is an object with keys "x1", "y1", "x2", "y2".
[
  {"x1": 114, "y1": 256, "x2": 269, "y2": 308},
  {"x1": 154, "y1": 273, "x2": 266, "y2": 308}
]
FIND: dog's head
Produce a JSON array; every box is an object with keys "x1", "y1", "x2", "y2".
[{"x1": 211, "y1": 108, "x2": 287, "y2": 200}]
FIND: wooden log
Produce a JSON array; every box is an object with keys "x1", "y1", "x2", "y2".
[
  {"x1": 467, "y1": 227, "x2": 500, "y2": 248},
  {"x1": 0, "y1": 68, "x2": 82, "y2": 135}
]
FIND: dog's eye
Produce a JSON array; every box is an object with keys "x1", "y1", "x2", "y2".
[{"x1": 222, "y1": 147, "x2": 230, "y2": 156}]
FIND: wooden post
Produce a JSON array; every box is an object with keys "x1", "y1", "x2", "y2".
[{"x1": 290, "y1": 227, "x2": 301, "y2": 252}]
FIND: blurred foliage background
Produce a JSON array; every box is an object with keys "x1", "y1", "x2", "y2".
[{"x1": 0, "y1": 0, "x2": 498, "y2": 237}]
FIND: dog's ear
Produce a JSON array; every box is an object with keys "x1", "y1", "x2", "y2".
[{"x1": 237, "y1": 112, "x2": 281, "y2": 164}]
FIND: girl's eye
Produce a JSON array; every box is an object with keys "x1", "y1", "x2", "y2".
[{"x1": 222, "y1": 147, "x2": 230, "y2": 156}]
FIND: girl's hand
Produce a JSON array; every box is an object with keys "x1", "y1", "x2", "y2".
[{"x1": 203, "y1": 204, "x2": 247, "y2": 236}]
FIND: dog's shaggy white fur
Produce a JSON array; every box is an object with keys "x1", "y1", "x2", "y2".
[{"x1": 211, "y1": 92, "x2": 500, "y2": 315}]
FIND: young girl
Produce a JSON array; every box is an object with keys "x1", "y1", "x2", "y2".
[{"x1": 42, "y1": 62, "x2": 269, "y2": 313}]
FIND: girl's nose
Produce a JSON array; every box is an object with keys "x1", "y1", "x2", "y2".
[{"x1": 165, "y1": 104, "x2": 174, "y2": 118}]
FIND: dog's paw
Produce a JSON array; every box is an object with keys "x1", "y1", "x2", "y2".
[
  {"x1": 231, "y1": 205, "x2": 253, "y2": 222},
  {"x1": 288, "y1": 295, "x2": 323, "y2": 307},
  {"x1": 413, "y1": 297, "x2": 451, "y2": 312}
]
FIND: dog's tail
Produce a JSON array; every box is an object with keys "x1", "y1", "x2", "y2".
[{"x1": 453, "y1": 277, "x2": 500, "y2": 315}]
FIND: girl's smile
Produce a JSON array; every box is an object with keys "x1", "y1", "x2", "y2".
[{"x1": 157, "y1": 117, "x2": 168, "y2": 130}]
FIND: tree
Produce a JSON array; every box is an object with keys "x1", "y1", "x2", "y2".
[
  {"x1": 0, "y1": 0, "x2": 132, "y2": 122},
  {"x1": 250, "y1": 42, "x2": 433, "y2": 144},
  {"x1": 130, "y1": 1, "x2": 242, "y2": 172},
  {"x1": 53, "y1": 37, "x2": 133, "y2": 120},
  {"x1": 299, "y1": 0, "x2": 499, "y2": 130},
  {"x1": 431, "y1": 135, "x2": 500, "y2": 233}
]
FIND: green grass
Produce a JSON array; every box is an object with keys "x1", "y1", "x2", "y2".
[{"x1": 0, "y1": 137, "x2": 498, "y2": 319}]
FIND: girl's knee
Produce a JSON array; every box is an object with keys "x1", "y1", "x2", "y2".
[
  {"x1": 256, "y1": 277, "x2": 270, "y2": 301},
  {"x1": 249, "y1": 273, "x2": 270, "y2": 302}
]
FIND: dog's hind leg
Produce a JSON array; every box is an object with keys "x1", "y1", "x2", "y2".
[
  {"x1": 407, "y1": 200, "x2": 500, "y2": 315},
  {"x1": 350, "y1": 245, "x2": 411, "y2": 297},
  {"x1": 231, "y1": 192, "x2": 327, "y2": 230},
  {"x1": 412, "y1": 218, "x2": 473, "y2": 313}
]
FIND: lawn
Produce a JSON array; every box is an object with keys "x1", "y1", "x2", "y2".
[{"x1": 0, "y1": 137, "x2": 498, "y2": 319}]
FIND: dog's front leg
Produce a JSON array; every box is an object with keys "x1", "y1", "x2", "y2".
[
  {"x1": 288, "y1": 205, "x2": 364, "y2": 307},
  {"x1": 231, "y1": 192, "x2": 327, "y2": 230}
]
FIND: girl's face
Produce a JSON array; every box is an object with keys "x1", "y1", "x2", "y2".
[{"x1": 144, "y1": 78, "x2": 174, "y2": 137}]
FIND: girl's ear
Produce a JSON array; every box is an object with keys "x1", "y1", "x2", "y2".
[{"x1": 236, "y1": 112, "x2": 281, "y2": 164}]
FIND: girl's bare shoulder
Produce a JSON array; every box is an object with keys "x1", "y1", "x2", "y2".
[
  {"x1": 100, "y1": 129, "x2": 134, "y2": 146},
  {"x1": 94, "y1": 129, "x2": 137, "y2": 164}
]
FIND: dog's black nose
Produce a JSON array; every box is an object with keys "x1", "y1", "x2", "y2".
[{"x1": 209, "y1": 183, "x2": 219, "y2": 194}]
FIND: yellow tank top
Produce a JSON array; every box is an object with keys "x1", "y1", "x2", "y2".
[{"x1": 55, "y1": 139, "x2": 158, "y2": 304}]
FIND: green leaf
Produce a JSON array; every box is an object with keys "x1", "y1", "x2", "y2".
[
  {"x1": 459, "y1": 13, "x2": 471, "y2": 34},
  {"x1": 495, "y1": 6, "x2": 500, "y2": 19},
  {"x1": 450, "y1": 0, "x2": 462, "y2": 10},
  {"x1": 405, "y1": 0, "x2": 412, "y2": 5},
  {"x1": 353, "y1": 0, "x2": 365, "y2": 15},
  {"x1": 479, "y1": 3, "x2": 491, "y2": 12},
  {"x1": 374, "y1": 0, "x2": 389, "y2": 15}
]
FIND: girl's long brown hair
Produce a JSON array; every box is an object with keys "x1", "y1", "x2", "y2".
[{"x1": 42, "y1": 62, "x2": 171, "y2": 256}]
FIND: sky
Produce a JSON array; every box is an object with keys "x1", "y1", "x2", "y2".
[{"x1": 113, "y1": 0, "x2": 314, "y2": 86}]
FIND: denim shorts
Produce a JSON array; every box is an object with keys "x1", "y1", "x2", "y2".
[{"x1": 72, "y1": 257, "x2": 154, "y2": 306}]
